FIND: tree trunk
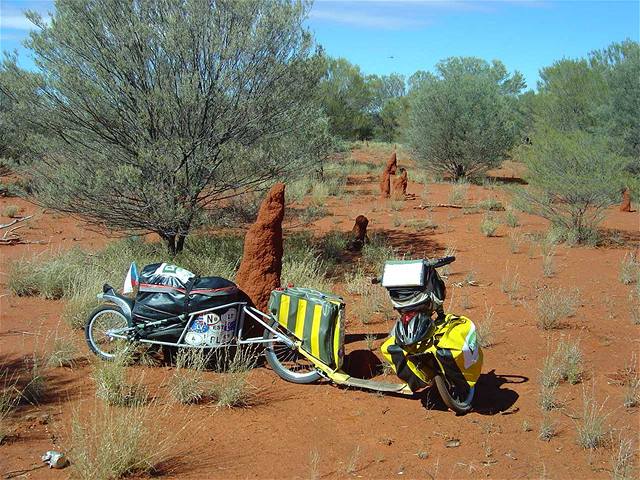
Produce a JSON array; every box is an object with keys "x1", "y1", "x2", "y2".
[{"x1": 176, "y1": 234, "x2": 186, "y2": 254}]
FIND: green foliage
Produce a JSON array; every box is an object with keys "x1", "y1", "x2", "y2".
[
  {"x1": 319, "y1": 57, "x2": 375, "y2": 140},
  {"x1": 406, "y1": 57, "x2": 523, "y2": 180},
  {"x1": 318, "y1": 58, "x2": 407, "y2": 141},
  {"x1": 1, "y1": 0, "x2": 327, "y2": 253},
  {"x1": 518, "y1": 129, "x2": 625, "y2": 243}
]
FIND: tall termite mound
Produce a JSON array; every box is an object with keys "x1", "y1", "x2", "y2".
[
  {"x1": 392, "y1": 167, "x2": 408, "y2": 199},
  {"x1": 379, "y1": 150, "x2": 398, "y2": 198},
  {"x1": 347, "y1": 215, "x2": 369, "y2": 252},
  {"x1": 620, "y1": 187, "x2": 632, "y2": 212},
  {"x1": 235, "y1": 183, "x2": 285, "y2": 311}
]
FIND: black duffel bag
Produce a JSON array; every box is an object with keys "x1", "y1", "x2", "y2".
[{"x1": 132, "y1": 263, "x2": 241, "y2": 323}]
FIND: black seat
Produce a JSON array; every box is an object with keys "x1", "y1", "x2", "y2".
[{"x1": 103, "y1": 283, "x2": 135, "y2": 310}]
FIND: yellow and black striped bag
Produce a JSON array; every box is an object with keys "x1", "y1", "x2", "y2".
[{"x1": 268, "y1": 287, "x2": 345, "y2": 369}]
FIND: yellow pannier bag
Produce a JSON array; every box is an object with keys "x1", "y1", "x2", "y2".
[
  {"x1": 268, "y1": 287, "x2": 345, "y2": 370},
  {"x1": 381, "y1": 314, "x2": 482, "y2": 394}
]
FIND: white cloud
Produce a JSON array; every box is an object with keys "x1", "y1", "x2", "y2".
[{"x1": 310, "y1": 8, "x2": 431, "y2": 29}]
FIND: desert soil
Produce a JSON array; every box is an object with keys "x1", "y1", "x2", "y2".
[{"x1": 1, "y1": 145, "x2": 639, "y2": 479}]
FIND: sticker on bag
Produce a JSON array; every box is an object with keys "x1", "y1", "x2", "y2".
[{"x1": 462, "y1": 323, "x2": 480, "y2": 369}]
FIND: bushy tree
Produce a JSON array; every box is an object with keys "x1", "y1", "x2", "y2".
[
  {"x1": 518, "y1": 129, "x2": 625, "y2": 243},
  {"x1": 318, "y1": 57, "x2": 374, "y2": 140},
  {"x1": 405, "y1": 57, "x2": 524, "y2": 180},
  {"x1": 1, "y1": 0, "x2": 326, "y2": 253}
]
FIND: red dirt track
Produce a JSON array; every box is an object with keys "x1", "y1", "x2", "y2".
[{"x1": 1, "y1": 145, "x2": 639, "y2": 479}]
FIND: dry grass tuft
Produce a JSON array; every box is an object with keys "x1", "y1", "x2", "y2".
[
  {"x1": 476, "y1": 305, "x2": 495, "y2": 348},
  {"x1": 500, "y1": 268, "x2": 521, "y2": 302},
  {"x1": 345, "y1": 445, "x2": 362, "y2": 474},
  {"x1": 169, "y1": 349, "x2": 210, "y2": 405},
  {"x1": 309, "y1": 448, "x2": 321, "y2": 480},
  {"x1": 93, "y1": 352, "x2": 148, "y2": 407},
  {"x1": 621, "y1": 355, "x2": 639, "y2": 409},
  {"x1": 619, "y1": 251, "x2": 639, "y2": 285},
  {"x1": 576, "y1": 386, "x2": 609, "y2": 450},
  {"x1": 21, "y1": 354, "x2": 47, "y2": 405},
  {"x1": 554, "y1": 338, "x2": 583, "y2": 385},
  {"x1": 448, "y1": 182, "x2": 468, "y2": 205},
  {"x1": 70, "y1": 402, "x2": 167, "y2": 480},
  {"x1": 539, "y1": 353, "x2": 559, "y2": 411},
  {"x1": 508, "y1": 230, "x2": 523, "y2": 254},
  {"x1": 209, "y1": 348, "x2": 259, "y2": 408},
  {"x1": 538, "y1": 413, "x2": 556, "y2": 441},
  {"x1": 480, "y1": 213, "x2": 499, "y2": 237},
  {"x1": 0, "y1": 370, "x2": 20, "y2": 444},
  {"x1": 46, "y1": 331, "x2": 80, "y2": 368},
  {"x1": 2, "y1": 204, "x2": 19, "y2": 218},
  {"x1": 537, "y1": 287, "x2": 580, "y2": 330},
  {"x1": 541, "y1": 244, "x2": 556, "y2": 278},
  {"x1": 504, "y1": 208, "x2": 520, "y2": 228},
  {"x1": 610, "y1": 434, "x2": 635, "y2": 480}
]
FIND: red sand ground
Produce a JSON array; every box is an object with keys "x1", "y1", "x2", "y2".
[{"x1": 1, "y1": 146, "x2": 639, "y2": 479}]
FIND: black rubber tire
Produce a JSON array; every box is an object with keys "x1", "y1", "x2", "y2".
[
  {"x1": 85, "y1": 305, "x2": 131, "y2": 361},
  {"x1": 263, "y1": 319, "x2": 321, "y2": 384},
  {"x1": 434, "y1": 374, "x2": 474, "y2": 414}
]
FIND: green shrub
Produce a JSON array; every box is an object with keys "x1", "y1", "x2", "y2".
[
  {"x1": 406, "y1": 57, "x2": 522, "y2": 181},
  {"x1": 518, "y1": 129, "x2": 625, "y2": 244}
]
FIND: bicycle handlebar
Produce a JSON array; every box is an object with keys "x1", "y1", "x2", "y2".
[
  {"x1": 370, "y1": 256, "x2": 456, "y2": 284},
  {"x1": 425, "y1": 255, "x2": 456, "y2": 269}
]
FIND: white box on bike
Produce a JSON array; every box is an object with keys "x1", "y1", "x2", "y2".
[{"x1": 381, "y1": 260, "x2": 426, "y2": 288}]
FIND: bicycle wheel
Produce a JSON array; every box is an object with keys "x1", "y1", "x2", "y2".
[
  {"x1": 263, "y1": 319, "x2": 321, "y2": 384},
  {"x1": 85, "y1": 305, "x2": 131, "y2": 361},
  {"x1": 434, "y1": 374, "x2": 474, "y2": 414}
]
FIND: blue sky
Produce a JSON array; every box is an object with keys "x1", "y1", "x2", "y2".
[{"x1": 1, "y1": 0, "x2": 638, "y2": 90}]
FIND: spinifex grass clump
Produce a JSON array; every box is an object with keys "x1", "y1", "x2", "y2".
[
  {"x1": 21, "y1": 354, "x2": 47, "y2": 405},
  {"x1": 0, "y1": 370, "x2": 20, "y2": 444},
  {"x1": 361, "y1": 233, "x2": 396, "y2": 274},
  {"x1": 169, "y1": 349, "x2": 210, "y2": 405},
  {"x1": 554, "y1": 338, "x2": 583, "y2": 385},
  {"x1": 92, "y1": 352, "x2": 148, "y2": 407},
  {"x1": 209, "y1": 347, "x2": 259, "y2": 408},
  {"x1": 537, "y1": 287, "x2": 580, "y2": 330},
  {"x1": 619, "y1": 251, "x2": 640, "y2": 285},
  {"x1": 476, "y1": 306, "x2": 495, "y2": 348},
  {"x1": 70, "y1": 402, "x2": 167, "y2": 480},
  {"x1": 46, "y1": 331, "x2": 80, "y2": 368},
  {"x1": 480, "y1": 213, "x2": 499, "y2": 237},
  {"x1": 539, "y1": 353, "x2": 560, "y2": 411},
  {"x1": 576, "y1": 387, "x2": 609, "y2": 450}
]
